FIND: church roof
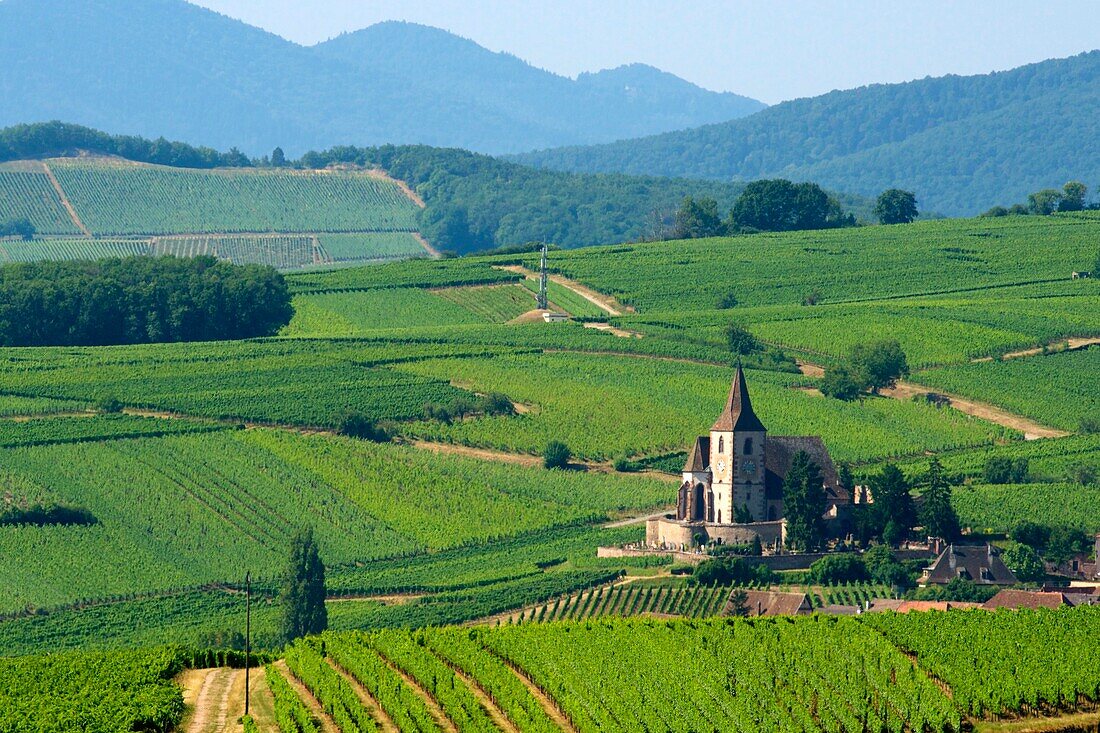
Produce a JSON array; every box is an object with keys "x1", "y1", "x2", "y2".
[
  {"x1": 683, "y1": 436, "x2": 710, "y2": 472},
  {"x1": 711, "y1": 363, "x2": 766, "y2": 433},
  {"x1": 764, "y1": 436, "x2": 841, "y2": 500}
]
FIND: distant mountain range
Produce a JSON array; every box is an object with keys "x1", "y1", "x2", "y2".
[
  {"x1": 0, "y1": 0, "x2": 764, "y2": 156},
  {"x1": 514, "y1": 52, "x2": 1100, "y2": 216}
]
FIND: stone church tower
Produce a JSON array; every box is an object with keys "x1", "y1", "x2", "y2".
[{"x1": 708, "y1": 364, "x2": 767, "y2": 523}]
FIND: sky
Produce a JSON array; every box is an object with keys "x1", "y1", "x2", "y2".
[{"x1": 188, "y1": 1, "x2": 1100, "y2": 104}]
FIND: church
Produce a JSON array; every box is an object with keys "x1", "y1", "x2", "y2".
[{"x1": 647, "y1": 364, "x2": 849, "y2": 549}]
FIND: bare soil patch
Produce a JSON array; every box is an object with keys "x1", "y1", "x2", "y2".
[{"x1": 584, "y1": 322, "x2": 643, "y2": 339}]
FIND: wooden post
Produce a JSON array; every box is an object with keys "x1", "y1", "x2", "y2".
[{"x1": 244, "y1": 571, "x2": 251, "y2": 717}]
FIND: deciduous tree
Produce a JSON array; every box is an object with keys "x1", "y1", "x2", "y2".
[{"x1": 873, "y1": 189, "x2": 919, "y2": 224}]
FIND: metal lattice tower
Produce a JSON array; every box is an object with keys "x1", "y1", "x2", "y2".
[{"x1": 536, "y1": 243, "x2": 549, "y2": 310}]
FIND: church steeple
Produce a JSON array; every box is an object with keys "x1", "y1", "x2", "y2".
[{"x1": 711, "y1": 362, "x2": 766, "y2": 433}]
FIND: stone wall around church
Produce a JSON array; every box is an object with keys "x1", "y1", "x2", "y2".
[{"x1": 646, "y1": 516, "x2": 784, "y2": 550}]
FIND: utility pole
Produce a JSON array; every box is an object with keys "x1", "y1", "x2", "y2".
[
  {"x1": 244, "y1": 571, "x2": 251, "y2": 717},
  {"x1": 537, "y1": 243, "x2": 548, "y2": 310}
]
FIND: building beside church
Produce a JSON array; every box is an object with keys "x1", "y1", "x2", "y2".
[{"x1": 647, "y1": 364, "x2": 848, "y2": 549}]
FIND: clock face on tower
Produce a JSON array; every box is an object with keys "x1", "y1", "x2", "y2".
[
  {"x1": 742, "y1": 460, "x2": 757, "y2": 475},
  {"x1": 716, "y1": 459, "x2": 726, "y2": 474}
]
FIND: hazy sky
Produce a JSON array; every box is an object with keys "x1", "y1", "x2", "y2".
[{"x1": 190, "y1": 1, "x2": 1100, "y2": 104}]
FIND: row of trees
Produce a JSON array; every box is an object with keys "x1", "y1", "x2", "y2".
[
  {"x1": 782, "y1": 453, "x2": 961, "y2": 553},
  {"x1": 0, "y1": 256, "x2": 294, "y2": 346},
  {"x1": 0, "y1": 121, "x2": 250, "y2": 169},
  {"x1": 982, "y1": 180, "x2": 1095, "y2": 217},
  {"x1": 672, "y1": 180, "x2": 855, "y2": 238},
  {"x1": 673, "y1": 185, "x2": 919, "y2": 240}
]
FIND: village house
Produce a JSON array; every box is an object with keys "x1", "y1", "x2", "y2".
[
  {"x1": 921, "y1": 543, "x2": 1018, "y2": 586},
  {"x1": 647, "y1": 364, "x2": 848, "y2": 549}
]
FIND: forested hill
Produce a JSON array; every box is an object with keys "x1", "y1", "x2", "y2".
[
  {"x1": 513, "y1": 51, "x2": 1100, "y2": 216},
  {"x1": 0, "y1": 0, "x2": 762, "y2": 156}
]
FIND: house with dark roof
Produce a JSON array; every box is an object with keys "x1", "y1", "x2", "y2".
[
  {"x1": 647, "y1": 365, "x2": 846, "y2": 549},
  {"x1": 922, "y1": 544, "x2": 1018, "y2": 586}
]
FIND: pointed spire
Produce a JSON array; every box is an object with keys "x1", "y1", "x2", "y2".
[{"x1": 711, "y1": 362, "x2": 766, "y2": 432}]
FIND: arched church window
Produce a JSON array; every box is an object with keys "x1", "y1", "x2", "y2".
[
  {"x1": 718, "y1": 437, "x2": 724, "y2": 453},
  {"x1": 744, "y1": 437, "x2": 753, "y2": 454}
]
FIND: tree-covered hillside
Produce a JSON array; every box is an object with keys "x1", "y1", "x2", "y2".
[
  {"x1": 0, "y1": 123, "x2": 872, "y2": 254},
  {"x1": 0, "y1": 0, "x2": 762, "y2": 156},
  {"x1": 514, "y1": 51, "x2": 1100, "y2": 216}
]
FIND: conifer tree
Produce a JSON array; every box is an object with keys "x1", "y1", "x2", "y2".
[
  {"x1": 782, "y1": 451, "x2": 826, "y2": 551},
  {"x1": 282, "y1": 526, "x2": 327, "y2": 643},
  {"x1": 919, "y1": 458, "x2": 960, "y2": 541}
]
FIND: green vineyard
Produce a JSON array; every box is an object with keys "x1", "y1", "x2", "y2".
[
  {"x1": 0, "y1": 170, "x2": 81, "y2": 235},
  {"x1": 47, "y1": 160, "x2": 419, "y2": 235}
]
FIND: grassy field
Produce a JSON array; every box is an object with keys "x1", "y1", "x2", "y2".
[
  {"x1": 0, "y1": 158, "x2": 433, "y2": 270},
  {"x1": 434, "y1": 283, "x2": 537, "y2": 322}
]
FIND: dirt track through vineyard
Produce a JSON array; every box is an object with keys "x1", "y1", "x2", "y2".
[
  {"x1": 181, "y1": 667, "x2": 277, "y2": 733},
  {"x1": 41, "y1": 161, "x2": 92, "y2": 236}
]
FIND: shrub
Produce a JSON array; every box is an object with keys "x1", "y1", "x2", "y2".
[
  {"x1": 807, "y1": 554, "x2": 869, "y2": 584},
  {"x1": 543, "y1": 440, "x2": 571, "y2": 470},
  {"x1": 96, "y1": 396, "x2": 124, "y2": 414},
  {"x1": 983, "y1": 456, "x2": 1029, "y2": 484},
  {"x1": 336, "y1": 411, "x2": 390, "y2": 442},
  {"x1": 725, "y1": 324, "x2": 759, "y2": 355}
]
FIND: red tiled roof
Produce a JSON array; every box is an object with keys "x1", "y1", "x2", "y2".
[{"x1": 983, "y1": 590, "x2": 1070, "y2": 610}]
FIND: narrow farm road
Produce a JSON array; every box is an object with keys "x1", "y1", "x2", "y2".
[
  {"x1": 180, "y1": 667, "x2": 277, "y2": 733},
  {"x1": 794, "y1": 356, "x2": 1069, "y2": 440},
  {"x1": 881, "y1": 381, "x2": 1069, "y2": 440},
  {"x1": 41, "y1": 161, "x2": 92, "y2": 236},
  {"x1": 970, "y1": 336, "x2": 1100, "y2": 363}
]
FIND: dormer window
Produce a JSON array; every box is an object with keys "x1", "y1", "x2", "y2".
[{"x1": 744, "y1": 438, "x2": 753, "y2": 455}]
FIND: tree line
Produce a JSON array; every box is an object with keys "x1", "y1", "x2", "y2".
[
  {"x1": 0, "y1": 256, "x2": 294, "y2": 346},
  {"x1": 982, "y1": 180, "x2": 1097, "y2": 217},
  {"x1": 0, "y1": 122, "x2": 251, "y2": 169},
  {"x1": 672, "y1": 186, "x2": 918, "y2": 239}
]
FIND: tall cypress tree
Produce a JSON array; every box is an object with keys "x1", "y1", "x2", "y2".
[
  {"x1": 282, "y1": 526, "x2": 327, "y2": 643},
  {"x1": 920, "y1": 458, "x2": 960, "y2": 541},
  {"x1": 870, "y1": 464, "x2": 915, "y2": 543},
  {"x1": 782, "y1": 451, "x2": 826, "y2": 551}
]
